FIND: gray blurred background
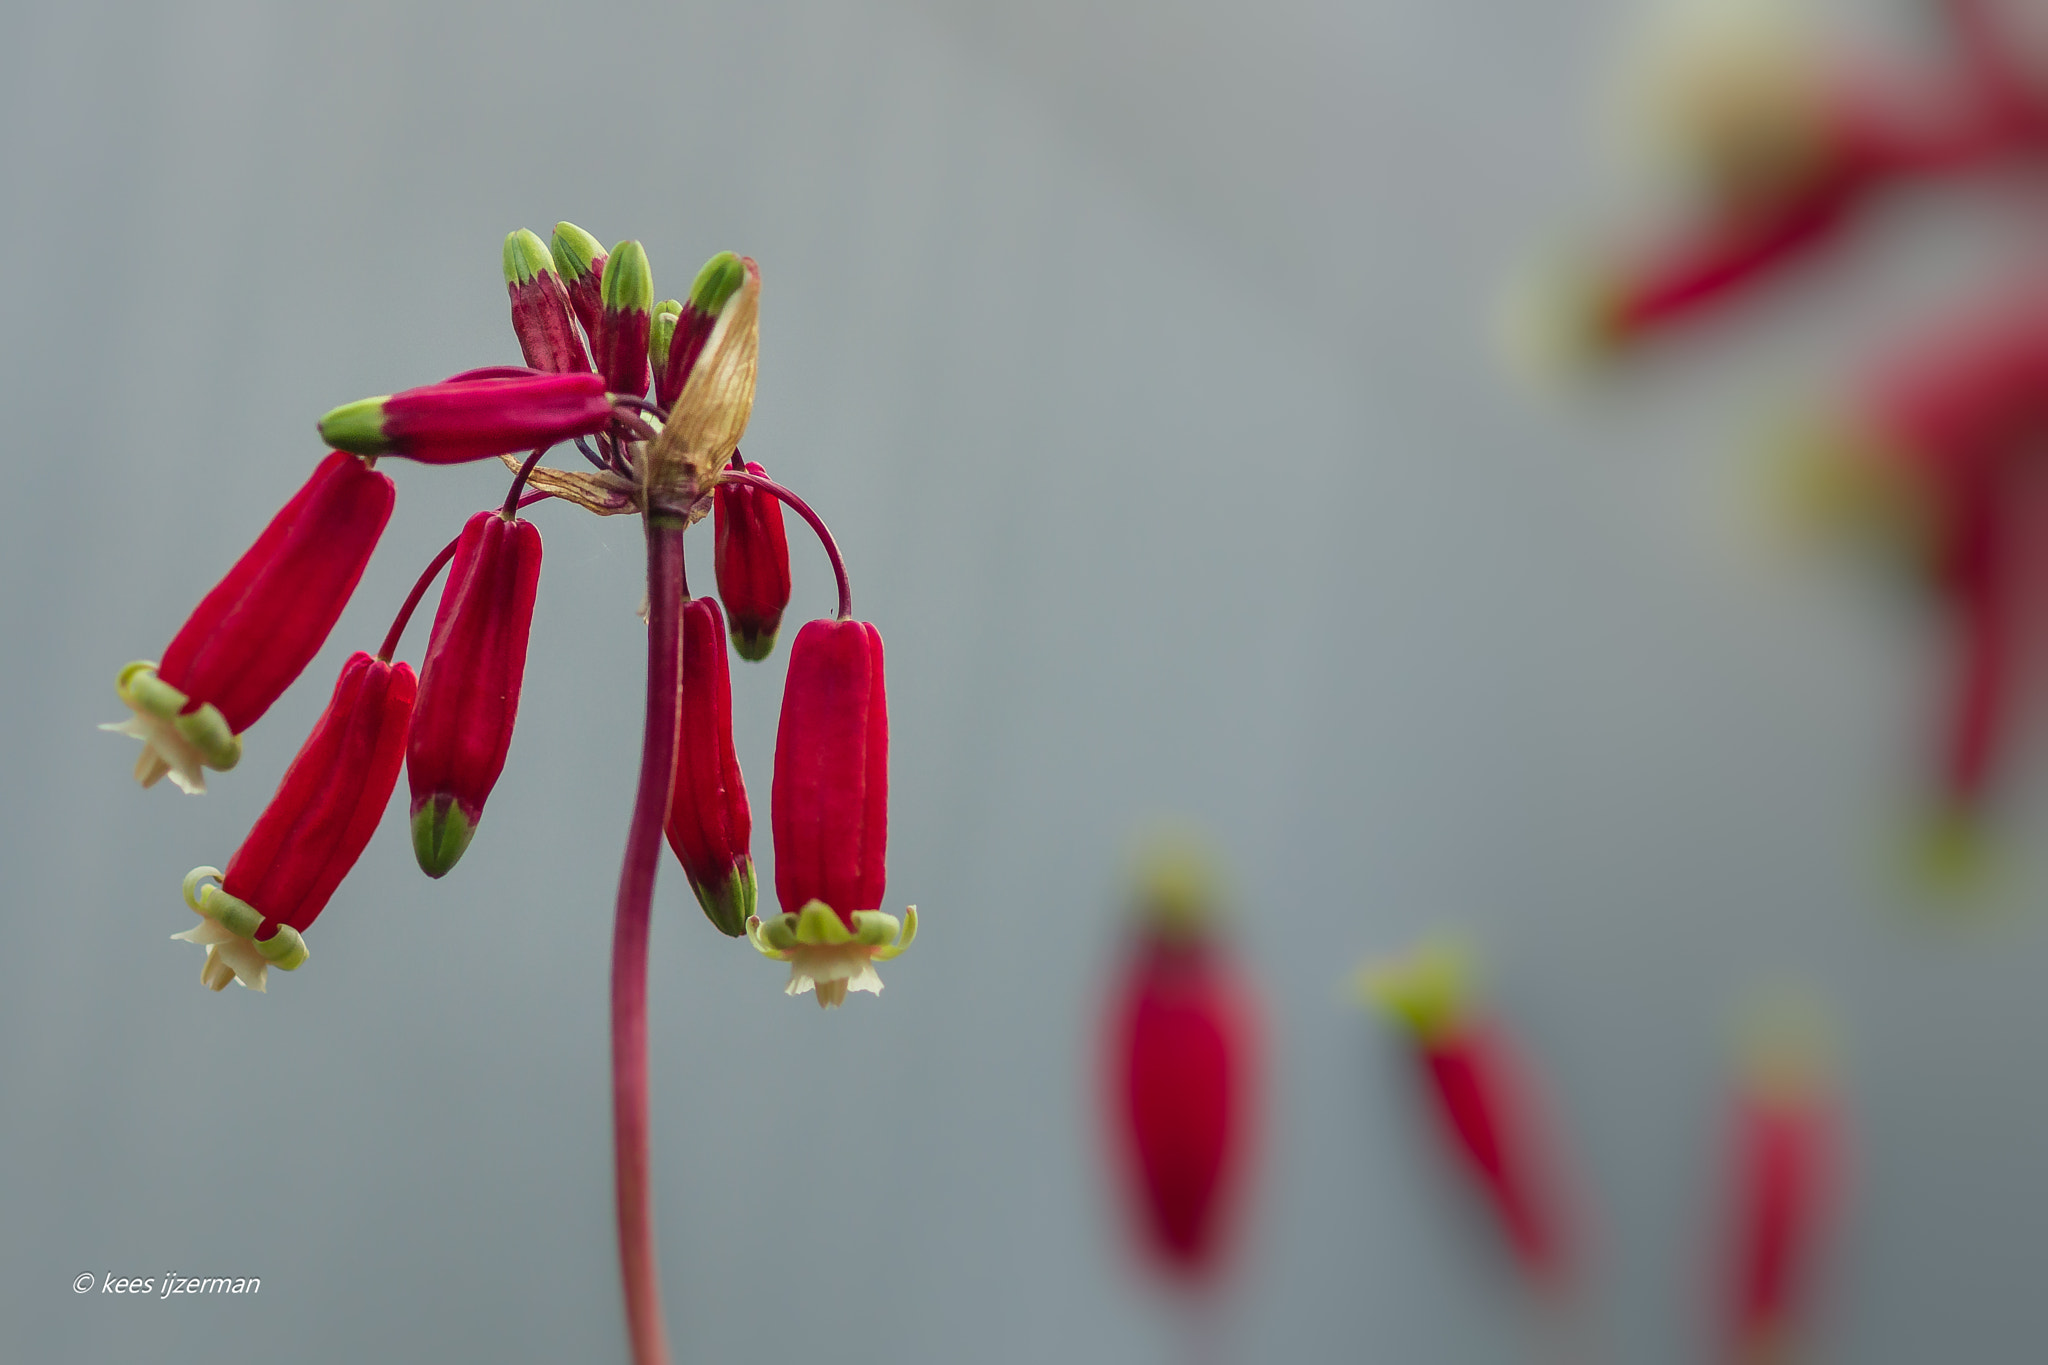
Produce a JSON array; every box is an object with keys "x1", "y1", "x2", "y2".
[{"x1": 9, "y1": 0, "x2": 2048, "y2": 1360}]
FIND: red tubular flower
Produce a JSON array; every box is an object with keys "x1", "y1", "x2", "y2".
[
  {"x1": 176, "y1": 651, "x2": 416, "y2": 991},
  {"x1": 746, "y1": 618, "x2": 915, "y2": 1005},
  {"x1": 1107, "y1": 847, "x2": 1258, "y2": 1282},
  {"x1": 407, "y1": 509, "x2": 543, "y2": 877},
  {"x1": 316, "y1": 372, "x2": 614, "y2": 465},
  {"x1": 1362, "y1": 940, "x2": 1572, "y2": 1289},
  {"x1": 1723, "y1": 1017, "x2": 1839, "y2": 1365},
  {"x1": 714, "y1": 460, "x2": 792, "y2": 661},
  {"x1": 663, "y1": 597, "x2": 755, "y2": 935},
  {"x1": 104, "y1": 450, "x2": 395, "y2": 793},
  {"x1": 592, "y1": 240, "x2": 653, "y2": 399},
  {"x1": 504, "y1": 229, "x2": 592, "y2": 375}
]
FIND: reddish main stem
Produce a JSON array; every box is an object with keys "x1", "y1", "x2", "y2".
[
  {"x1": 717, "y1": 467, "x2": 853, "y2": 620},
  {"x1": 611, "y1": 508, "x2": 684, "y2": 1365},
  {"x1": 375, "y1": 491, "x2": 554, "y2": 662}
]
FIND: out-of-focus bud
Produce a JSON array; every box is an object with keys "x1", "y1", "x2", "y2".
[
  {"x1": 654, "y1": 252, "x2": 746, "y2": 409},
  {"x1": 644, "y1": 254, "x2": 759, "y2": 502},
  {"x1": 175, "y1": 651, "x2": 416, "y2": 991},
  {"x1": 664, "y1": 597, "x2": 755, "y2": 935},
  {"x1": 593, "y1": 240, "x2": 653, "y2": 399},
  {"x1": 504, "y1": 229, "x2": 593, "y2": 375},
  {"x1": 713, "y1": 460, "x2": 792, "y2": 661},
  {"x1": 1106, "y1": 840, "x2": 1258, "y2": 1283},
  {"x1": 649, "y1": 299, "x2": 683, "y2": 404},
  {"x1": 1722, "y1": 998, "x2": 1840, "y2": 1365},
  {"x1": 407, "y1": 509, "x2": 544, "y2": 877},
  {"x1": 747, "y1": 618, "x2": 914, "y2": 1004},
  {"x1": 103, "y1": 451, "x2": 395, "y2": 793},
  {"x1": 550, "y1": 221, "x2": 607, "y2": 340},
  {"x1": 318, "y1": 373, "x2": 613, "y2": 464},
  {"x1": 1359, "y1": 938, "x2": 1573, "y2": 1289}
]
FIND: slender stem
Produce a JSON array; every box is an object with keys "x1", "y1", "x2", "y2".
[
  {"x1": 611, "y1": 408, "x2": 660, "y2": 444},
  {"x1": 375, "y1": 491, "x2": 554, "y2": 662},
  {"x1": 612, "y1": 394, "x2": 670, "y2": 424},
  {"x1": 717, "y1": 468, "x2": 853, "y2": 620},
  {"x1": 611, "y1": 508, "x2": 685, "y2": 1365},
  {"x1": 503, "y1": 445, "x2": 551, "y2": 518},
  {"x1": 575, "y1": 436, "x2": 610, "y2": 470}
]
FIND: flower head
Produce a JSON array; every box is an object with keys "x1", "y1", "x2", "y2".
[
  {"x1": 407, "y1": 509, "x2": 544, "y2": 877},
  {"x1": 104, "y1": 450, "x2": 394, "y2": 792},
  {"x1": 664, "y1": 596, "x2": 756, "y2": 934},
  {"x1": 177, "y1": 651, "x2": 415, "y2": 991},
  {"x1": 747, "y1": 617, "x2": 914, "y2": 1005}
]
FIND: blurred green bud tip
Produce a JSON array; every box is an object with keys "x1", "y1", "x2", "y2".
[
  {"x1": 601, "y1": 240, "x2": 653, "y2": 311},
  {"x1": 550, "y1": 221, "x2": 604, "y2": 279},
  {"x1": 412, "y1": 800, "x2": 476, "y2": 879},
  {"x1": 730, "y1": 624, "x2": 778, "y2": 662},
  {"x1": 689, "y1": 252, "x2": 746, "y2": 316},
  {"x1": 654, "y1": 298, "x2": 683, "y2": 322},
  {"x1": 692, "y1": 860, "x2": 758, "y2": 937},
  {"x1": 318, "y1": 397, "x2": 393, "y2": 456},
  {"x1": 503, "y1": 229, "x2": 558, "y2": 286}
]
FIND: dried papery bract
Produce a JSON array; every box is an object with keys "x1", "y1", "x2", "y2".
[
  {"x1": 408, "y1": 509, "x2": 544, "y2": 877},
  {"x1": 644, "y1": 256, "x2": 759, "y2": 503},
  {"x1": 1106, "y1": 842, "x2": 1258, "y2": 1284},
  {"x1": 104, "y1": 450, "x2": 394, "y2": 793},
  {"x1": 178, "y1": 651, "x2": 415, "y2": 991},
  {"x1": 1360, "y1": 939, "x2": 1574, "y2": 1292}
]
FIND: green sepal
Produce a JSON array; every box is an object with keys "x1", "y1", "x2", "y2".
[
  {"x1": 688, "y1": 251, "x2": 746, "y2": 317},
  {"x1": 868, "y1": 906, "x2": 918, "y2": 961},
  {"x1": 689, "y1": 857, "x2": 756, "y2": 937},
  {"x1": 649, "y1": 299, "x2": 682, "y2": 374},
  {"x1": 729, "y1": 623, "x2": 778, "y2": 662},
  {"x1": 793, "y1": 900, "x2": 854, "y2": 945},
  {"x1": 503, "y1": 228, "x2": 558, "y2": 286},
  {"x1": 600, "y1": 240, "x2": 653, "y2": 314},
  {"x1": 746, "y1": 913, "x2": 793, "y2": 958},
  {"x1": 317, "y1": 397, "x2": 395, "y2": 456},
  {"x1": 172, "y1": 702, "x2": 241, "y2": 772},
  {"x1": 255, "y1": 924, "x2": 309, "y2": 970},
  {"x1": 411, "y1": 798, "x2": 476, "y2": 879},
  {"x1": 1356, "y1": 938, "x2": 1474, "y2": 1043},
  {"x1": 118, "y1": 661, "x2": 187, "y2": 721},
  {"x1": 550, "y1": 221, "x2": 604, "y2": 283},
  {"x1": 196, "y1": 883, "x2": 263, "y2": 940}
]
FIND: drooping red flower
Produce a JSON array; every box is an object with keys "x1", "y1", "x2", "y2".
[
  {"x1": 747, "y1": 617, "x2": 914, "y2": 1005},
  {"x1": 1107, "y1": 852, "x2": 1257, "y2": 1282},
  {"x1": 407, "y1": 509, "x2": 544, "y2": 877},
  {"x1": 1362, "y1": 940, "x2": 1573, "y2": 1289},
  {"x1": 664, "y1": 597, "x2": 755, "y2": 935},
  {"x1": 104, "y1": 450, "x2": 395, "y2": 793},
  {"x1": 1722, "y1": 1019, "x2": 1840, "y2": 1365},
  {"x1": 177, "y1": 650, "x2": 416, "y2": 991},
  {"x1": 505, "y1": 228, "x2": 593, "y2": 375},
  {"x1": 316, "y1": 372, "x2": 614, "y2": 465},
  {"x1": 714, "y1": 460, "x2": 792, "y2": 661}
]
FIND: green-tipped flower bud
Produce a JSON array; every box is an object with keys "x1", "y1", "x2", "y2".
[
  {"x1": 688, "y1": 251, "x2": 747, "y2": 317},
  {"x1": 594, "y1": 240, "x2": 654, "y2": 397},
  {"x1": 650, "y1": 298, "x2": 683, "y2": 387},
  {"x1": 412, "y1": 798, "x2": 477, "y2": 879},
  {"x1": 503, "y1": 229, "x2": 557, "y2": 287},
  {"x1": 550, "y1": 221, "x2": 607, "y2": 337}
]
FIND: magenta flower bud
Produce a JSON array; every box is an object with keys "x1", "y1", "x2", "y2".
[
  {"x1": 713, "y1": 461, "x2": 792, "y2": 661},
  {"x1": 747, "y1": 618, "x2": 915, "y2": 1005},
  {"x1": 663, "y1": 597, "x2": 756, "y2": 935},
  {"x1": 591, "y1": 240, "x2": 653, "y2": 399},
  {"x1": 504, "y1": 229, "x2": 592, "y2": 375},
  {"x1": 104, "y1": 451, "x2": 395, "y2": 793},
  {"x1": 175, "y1": 651, "x2": 416, "y2": 991},
  {"x1": 406, "y1": 510, "x2": 544, "y2": 877},
  {"x1": 652, "y1": 252, "x2": 746, "y2": 408},
  {"x1": 318, "y1": 373, "x2": 614, "y2": 464},
  {"x1": 549, "y1": 221, "x2": 607, "y2": 340}
]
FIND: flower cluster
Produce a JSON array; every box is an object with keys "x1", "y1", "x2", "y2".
[{"x1": 109, "y1": 224, "x2": 916, "y2": 1003}]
